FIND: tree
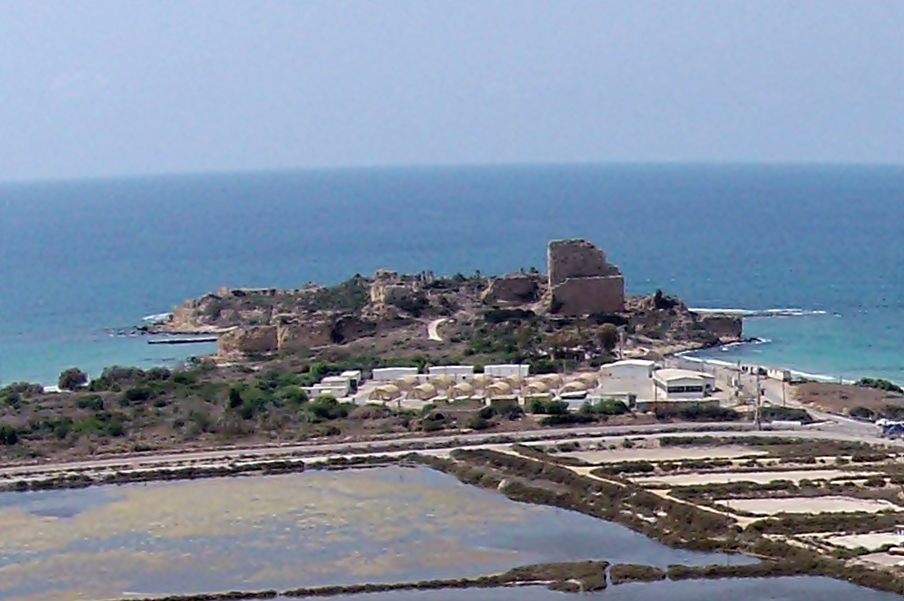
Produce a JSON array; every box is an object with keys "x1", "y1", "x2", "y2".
[
  {"x1": 228, "y1": 386, "x2": 244, "y2": 409},
  {"x1": 58, "y1": 368, "x2": 88, "y2": 391},
  {"x1": 598, "y1": 323, "x2": 619, "y2": 353},
  {"x1": 0, "y1": 424, "x2": 19, "y2": 445}
]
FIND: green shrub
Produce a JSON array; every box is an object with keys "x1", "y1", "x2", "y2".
[
  {"x1": 306, "y1": 395, "x2": 352, "y2": 422},
  {"x1": 530, "y1": 399, "x2": 570, "y2": 415},
  {"x1": 540, "y1": 413, "x2": 596, "y2": 426},
  {"x1": 76, "y1": 395, "x2": 105, "y2": 411},
  {"x1": 760, "y1": 406, "x2": 813, "y2": 423},
  {"x1": 121, "y1": 386, "x2": 155, "y2": 404},
  {"x1": 145, "y1": 367, "x2": 172, "y2": 381},
  {"x1": 172, "y1": 371, "x2": 197, "y2": 386},
  {"x1": 106, "y1": 420, "x2": 125, "y2": 437},
  {"x1": 58, "y1": 367, "x2": 88, "y2": 391},
  {"x1": 478, "y1": 406, "x2": 496, "y2": 420},
  {"x1": 856, "y1": 378, "x2": 904, "y2": 394},
  {"x1": 422, "y1": 419, "x2": 445, "y2": 432},
  {"x1": 467, "y1": 415, "x2": 491, "y2": 430},
  {"x1": 580, "y1": 398, "x2": 629, "y2": 416},
  {"x1": 849, "y1": 406, "x2": 874, "y2": 420},
  {"x1": 654, "y1": 403, "x2": 740, "y2": 422},
  {"x1": 0, "y1": 390, "x2": 21, "y2": 409},
  {"x1": 0, "y1": 424, "x2": 19, "y2": 445},
  {"x1": 228, "y1": 386, "x2": 244, "y2": 409}
]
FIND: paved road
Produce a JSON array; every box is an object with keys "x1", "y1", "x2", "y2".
[
  {"x1": 427, "y1": 318, "x2": 447, "y2": 341},
  {"x1": 2, "y1": 416, "x2": 893, "y2": 479},
  {"x1": 0, "y1": 422, "x2": 752, "y2": 477}
]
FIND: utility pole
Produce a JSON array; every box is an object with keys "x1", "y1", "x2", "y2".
[{"x1": 782, "y1": 379, "x2": 787, "y2": 408}]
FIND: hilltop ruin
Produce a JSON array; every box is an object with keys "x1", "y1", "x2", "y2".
[
  {"x1": 151, "y1": 238, "x2": 741, "y2": 359},
  {"x1": 547, "y1": 239, "x2": 625, "y2": 315}
]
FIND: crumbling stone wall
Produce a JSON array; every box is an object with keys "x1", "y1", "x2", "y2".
[
  {"x1": 276, "y1": 316, "x2": 334, "y2": 350},
  {"x1": 218, "y1": 325, "x2": 278, "y2": 357},
  {"x1": 551, "y1": 277, "x2": 626, "y2": 316},
  {"x1": 548, "y1": 239, "x2": 625, "y2": 315},
  {"x1": 481, "y1": 274, "x2": 540, "y2": 305},
  {"x1": 548, "y1": 239, "x2": 620, "y2": 286}
]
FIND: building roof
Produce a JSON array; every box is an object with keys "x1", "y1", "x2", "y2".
[
  {"x1": 653, "y1": 368, "x2": 713, "y2": 382},
  {"x1": 606, "y1": 359, "x2": 656, "y2": 368}
]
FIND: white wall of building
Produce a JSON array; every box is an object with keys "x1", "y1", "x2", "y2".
[
  {"x1": 372, "y1": 367, "x2": 420, "y2": 382},
  {"x1": 309, "y1": 383, "x2": 350, "y2": 398},
  {"x1": 766, "y1": 368, "x2": 791, "y2": 382},
  {"x1": 653, "y1": 369, "x2": 714, "y2": 400},
  {"x1": 428, "y1": 365, "x2": 475, "y2": 381},
  {"x1": 484, "y1": 364, "x2": 530, "y2": 378},
  {"x1": 340, "y1": 370, "x2": 363, "y2": 384},
  {"x1": 320, "y1": 376, "x2": 352, "y2": 396}
]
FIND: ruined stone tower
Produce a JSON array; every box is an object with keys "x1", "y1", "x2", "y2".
[{"x1": 547, "y1": 239, "x2": 625, "y2": 315}]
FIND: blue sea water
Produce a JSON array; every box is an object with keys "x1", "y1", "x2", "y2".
[{"x1": 1, "y1": 164, "x2": 902, "y2": 385}]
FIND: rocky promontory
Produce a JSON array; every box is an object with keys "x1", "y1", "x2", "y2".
[{"x1": 152, "y1": 239, "x2": 742, "y2": 362}]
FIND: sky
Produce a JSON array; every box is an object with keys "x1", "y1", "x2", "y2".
[{"x1": 0, "y1": 1, "x2": 902, "y2": 181}]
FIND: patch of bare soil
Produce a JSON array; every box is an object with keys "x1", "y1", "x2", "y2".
[{"x1": 793, "y1": 382, "x2": 904, "y2": 416}]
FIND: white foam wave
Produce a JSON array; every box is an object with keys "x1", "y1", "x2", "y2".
[
  {"x1": 142, "y1": 312, "x2": 172, "y2": 323},
  {"x1": 690, "y1": 307, "x2": 829, "y2": 318},
  {"x1": 786, "y1": 369, "x2": 854, "y2": 385},
  {"x1": 679, "y1": 356, "x2": 738, "y2": 368}
]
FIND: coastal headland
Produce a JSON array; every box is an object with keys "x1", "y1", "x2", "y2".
[
  {"x1": 5, "y1": 239, "x2": 904, "y2": 598},
  {"x1": 148, "y1": 237, "x2": 744, "y2": 361}
]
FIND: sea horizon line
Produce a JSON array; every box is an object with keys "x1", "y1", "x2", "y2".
[{"x1": 2, "y1": 159, "x2": 903, "y2": 188}]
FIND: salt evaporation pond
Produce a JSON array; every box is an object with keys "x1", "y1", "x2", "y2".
[
  {"x1": 289, "y1": 577, "x2": 904, "y2": 601},
  {"x1": 0, "y1": 466, "x2": 756, "y2": 601}
]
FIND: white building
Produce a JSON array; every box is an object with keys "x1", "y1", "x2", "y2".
[
  {"x1": 600, "y1": 359, "x2": 656, "y2": 380},
  {"x1": 766, "y1": 367, "x2": 792, "y2": 382},
  {"x1": 372, "y1": 367, "x2": 419, "y2": 382},
  {"x1": 652, "y1": 368, "x2": 715, "y2": 400},
  {"x1": 309, "y1": 384, "x2": 348, "y2": 399},
  {"x1": 428, "y1": 365, "x2": 475, "y2": 381},
  {"x1": 484, "y1": 364, "x2": 530, "y2": 378},
  {"x1": 341, "y1": 370, "x2": 363, "y2": 385}
]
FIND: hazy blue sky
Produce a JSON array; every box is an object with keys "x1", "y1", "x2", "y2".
[{"x1": 1, "y1": 1, "x2": 902, "y2": 181}]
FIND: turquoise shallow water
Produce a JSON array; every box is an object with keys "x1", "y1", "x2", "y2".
[{"x1": 1, "y1": 164, "x2": 902, "y2": 384}]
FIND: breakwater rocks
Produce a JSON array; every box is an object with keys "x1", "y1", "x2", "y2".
[{"x1": 609, "y1": 564, "x2": 667, "y2": 584}]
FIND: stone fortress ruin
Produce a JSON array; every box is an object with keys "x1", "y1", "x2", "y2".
[
  {"x1": 546, "y1": 239, "x2": 626, "y2": 316},
  {"x1": 154, "y1": 237, "x2": 738, "y2": 359}
]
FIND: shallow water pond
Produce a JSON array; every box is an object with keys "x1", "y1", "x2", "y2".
[{"x1": 0, "y1": 466, "x2": 751, "y2": 601}]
